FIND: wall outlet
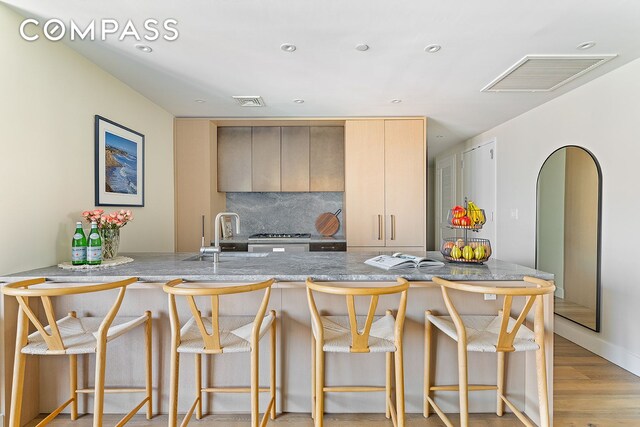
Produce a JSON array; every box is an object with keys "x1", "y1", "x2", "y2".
[
  {"x1": 510, "y1": 208, "x2": 519, "y2": 220},
  {"x1": 484, "y1": 293, "x2": 497, "y2": 301}
]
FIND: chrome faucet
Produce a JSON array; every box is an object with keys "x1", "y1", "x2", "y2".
[{"x1": 200, "y1": 212, "x2": 240, "y2": 263}]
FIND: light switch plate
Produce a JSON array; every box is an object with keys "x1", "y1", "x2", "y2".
[{"x1": 484, "y1": 293, "x2": 497, "y2": 301}]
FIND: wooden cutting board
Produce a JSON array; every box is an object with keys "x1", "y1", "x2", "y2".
[{"x1": 315, "y1": 209, "x2": 341, "y2": 236}]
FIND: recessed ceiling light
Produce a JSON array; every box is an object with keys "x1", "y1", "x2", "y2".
[
  {"x1": 135, "y1": 44, "x2": 152, "y2": 53},
  {"x1": 293, "y1": 99, "x2": 305, "y2": 104},
  {"x1": 390, "y1": 99, "x2": 402, "y2": 104},
  {"x1": 577, "y1": 41, "x2": 596, "y2": 50},
  {"x1": 424, "y1": 44, "x2": 441, "y2": 53},
  {"x1": 355, "y1": 43, "x2": 369, "y2": 51},
  {"x1": 194, "y1": 99, "x2": 206, "y2": 103},
  {"x1": 280, "y1": 43, "x2": 297, "y2": 52}
]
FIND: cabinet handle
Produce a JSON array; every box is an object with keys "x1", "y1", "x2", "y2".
[
  {"x1": 391, "y1": 214, "x2": 396, "y2": 240},
  {"x1": 378, "y1": 214, "x2": 383, "y2": 240}
]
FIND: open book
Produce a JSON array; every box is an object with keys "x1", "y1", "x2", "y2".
[{"x1": 364, "y1": 253, "x2": 445, "y2": 270}]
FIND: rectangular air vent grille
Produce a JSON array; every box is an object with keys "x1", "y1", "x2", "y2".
[
  {"x1": 232, "y1": 96, "x2": 265, "y2": 107},
  {"x1": 482, "y1": 55, "x2": 617, "y2": 92}
]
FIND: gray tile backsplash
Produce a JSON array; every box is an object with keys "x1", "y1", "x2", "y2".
[{"x1": 226, "y1": 192, "x2": 343, "y2": 235}]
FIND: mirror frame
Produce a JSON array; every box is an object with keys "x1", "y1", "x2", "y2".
[{"x1": 535, "y1": 145, "x2": 602, "y2": 332}]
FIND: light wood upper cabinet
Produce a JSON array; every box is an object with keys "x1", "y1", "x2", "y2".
[
  {"x1": 345, "y1": 120, "x2": 386, "y2": 246},
  {"x1": 217, "y1": 127, "x2": 252, "y2": 192},
  {"x1": 281, "y1": 127, "x2": 310, "y2": 191},
  {"x1": 310, "y1": 127, "x2": 345, "y2": 191},
  {"x1": 175, "y1": 119, "x2": 226, "y2": 252},
  {"x1": 217, "y1": 125, "x2": 344, "y2": 192},
  {"x1": 345, "y1": 118, "x2": 426, "y2": 249},
  {"x1": 384, "y1": 119, "x2": 425, "y2": 247},
  {"x1": 252, "y1": 127, "x2": 281, "y2": 191}
]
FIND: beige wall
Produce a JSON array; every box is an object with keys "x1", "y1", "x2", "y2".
[
  {"x1": 438, "y1": 56, "x2": 640, "y2": 375},
  {"x1": 0, "y1": 5, "x2": 175, "y2": 276}
]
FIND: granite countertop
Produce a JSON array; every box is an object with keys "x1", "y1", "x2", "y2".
[
  {"x1": 0, "y1": 251, "x2": 553, "y2": 284},
  {"x1": 218, "y1": 235, "x2": 347, "y2": 244}
]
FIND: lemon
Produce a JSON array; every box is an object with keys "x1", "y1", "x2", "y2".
[
  {"x1": 462, "y1": 246, "x2": 474, "y2": 260},
  {"x1": 450, "y1": 246, "x2": 462, "y2": 259}
]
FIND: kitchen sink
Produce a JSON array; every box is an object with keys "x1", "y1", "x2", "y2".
[{"x1": 182, "y1": 253, "x2": 268, "y2": 261}]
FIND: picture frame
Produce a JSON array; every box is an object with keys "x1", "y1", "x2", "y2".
[{"x1": 95, "y1": 115, "x2": 145, "y2": 206}]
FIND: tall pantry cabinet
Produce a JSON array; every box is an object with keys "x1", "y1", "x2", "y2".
[{"x1": 345, "y1": 119, "x2": 426, "y2": 250}]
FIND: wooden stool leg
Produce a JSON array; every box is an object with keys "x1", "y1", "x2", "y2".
[
  {"x1": 9, "y1": 309, "x2": 29, "y2": 427},
  {"x1": 497, "y1": 351, "x2": 505, "y2": 416},
  {"x1": 195, "y1": 354, "x2": 202, "y2": 420},
  {"x1": 168, "y1": 345, "x2": 180, "y2": 427},
  {"x1": 311, "y1": 334, "x2": 316, "y2": 420},
  {"x1": 70, "y1": 355, "x2": 78, "y2": 420},
  {"x1": 535, "y1": 296, "x2": 551, "y2": 427},
  {"x1": 251, "y1": 343, "x2": 260, "y2": 427},
  {"x1": 394, "y1": 345, "x2": 406, "y2": 427},
  {"x1": 93, "y1": 341, "x2": 108, "y2": 427},
  {"x1": 457, "y1": 339, "x2": 469, "y2": 427},
  {"x1": 145, "y1": 312, "x2": 153, "y2": 420},
  {"x1": 385, "y1": 351, "x2": 392, "y2": 419},
  {"x1": 69, "y1": 311, "x2": 78, "y2": 421},
  {"x1": 424, "y1": 310, "x2": 432, "y2": 418},
  {"x1": 270, "y1": 312, "x2": 277, "y2": 420},
  {"x1": 315, "y1": 346, "x2": 324, "y2": 427}
]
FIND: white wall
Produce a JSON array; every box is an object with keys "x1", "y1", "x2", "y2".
[
  {"x1": 439, "y1": 56, "x2": 640, "y2": 375},
  {"x1": 0, "y1": 5, "x2": 175, "y2": 276}
]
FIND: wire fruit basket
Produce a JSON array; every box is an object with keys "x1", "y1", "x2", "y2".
[
  {"x1": 440, "y1": 237, "x2": 491, "y2": 264},
  {"x1": 446, "y1": 206, "x2": 486, "y2": 230}
]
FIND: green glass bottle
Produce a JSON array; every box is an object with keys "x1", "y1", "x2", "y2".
[
  {"x1": 87, "y1": 221, "x2": 102, "y2": 265},
  {"x1": 71, "y1": 222, "x2": 87, "y2": 265}
]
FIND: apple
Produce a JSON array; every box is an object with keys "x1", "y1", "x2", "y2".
[
  {"x1": 452, "y1": 206, "x2": 466, "y2": 218},
  {"x1": 459, "y1": 216, "x2": 471, "y2": 227}
]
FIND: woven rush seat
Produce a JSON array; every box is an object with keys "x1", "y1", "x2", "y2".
[
  {"x1": 426, "y1": 313, "x2": 538, "y2": 353},
  {"x1": 22, "y1": 315, "x2": 149, "y2": 355},
  {"x1": 178, "y1": 313, "x2": 275, "y2": 354},
  {"x1": 317, "y1": 314, "x2": 396, "y2": 353}
]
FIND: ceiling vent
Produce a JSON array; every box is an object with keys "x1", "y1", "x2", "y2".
[
  {"x1": 232, "y1": 96, "x2": 265, "y2": 107},
  {"x1": 481, "y1": 54, "x2": 617, "y2": 92}
]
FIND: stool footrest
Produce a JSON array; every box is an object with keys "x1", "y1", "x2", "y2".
[
  {"x1": 77, "y1": 387, "x2": 147, "y2": 394},
  {"x1": 323, "y1": 386, "x2": 386, "y2": 392},
  {"x1": 500, "y1": 394, "x2": 535, "y2": 427},
  {"x1": 35, "y1": 397, "x2": 74, "y2": 427},
  {"x1": 201, "y1": 387, "x2": 270, "y2": 393},
  {"x1": 430, "y1": 384, "x2": 498, "y2": 392},
  {"x1": 115, "y1": 397, "x2": 150, "y2": 427}
]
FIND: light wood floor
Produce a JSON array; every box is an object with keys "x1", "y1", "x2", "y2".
[{"x1": 25, "y1": 335, "x2": 640, "y2": 427}]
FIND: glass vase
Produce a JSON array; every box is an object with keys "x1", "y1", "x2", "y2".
[{"x1": 100, "y1": 228, "x2": 120, "y2": 260}]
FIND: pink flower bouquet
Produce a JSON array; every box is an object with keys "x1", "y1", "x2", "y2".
[{"x1": 81, "y1": 209, "x2": 134, "y2": 229}]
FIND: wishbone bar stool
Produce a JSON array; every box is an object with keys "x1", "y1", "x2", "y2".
[
  {"x1": 164, "y1": 278, "x2": 277, "y2": 427},
  {"x1": 424, "y1": 276, "x2": 555, "y2": 427},
  {"x1": 306, "y1": 277, "x2": 409, "y2": 427},
  {"x1": 2, "y1": 277, "x2": 152, "y2": 427}
]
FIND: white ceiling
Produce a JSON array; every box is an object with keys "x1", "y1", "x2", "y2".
[{"x1": 5, "y1": 0, "x2": 640, "y2": 159}]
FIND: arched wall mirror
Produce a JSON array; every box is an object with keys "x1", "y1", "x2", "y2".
[{"x1": 536, "y1": 146, "x2": 602, "y2": 332}]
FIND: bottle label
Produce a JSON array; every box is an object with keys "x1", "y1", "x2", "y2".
[
  {"x1": 89, "y1": 233, "x2": 100, "y2": 240},
  {"x1": 87, "y1": 246, "x2": 102, "y2": 261},
  {"x1": 72, "y1": 247, "x2": 86, "y2": 261},
  {"x1": 73, "y1": 233, "x2": 84, "y2": 240}
]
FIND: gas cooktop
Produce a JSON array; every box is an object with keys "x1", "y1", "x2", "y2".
[{"x1": 249, "y1": 233, "x2": 311, "y2": 239}]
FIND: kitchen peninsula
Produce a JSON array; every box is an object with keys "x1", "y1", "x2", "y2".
[{"x1": 0, "y1": 252, "x2": 553, "y2": 425}]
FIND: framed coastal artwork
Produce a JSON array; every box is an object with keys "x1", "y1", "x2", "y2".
[{"x1": 94, "y1": 115, "x2": 145, "y2": 206}]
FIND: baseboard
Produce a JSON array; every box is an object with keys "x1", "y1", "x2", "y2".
[{"x1": 555, "y1": 315, "x2": 640, "y2": 376}]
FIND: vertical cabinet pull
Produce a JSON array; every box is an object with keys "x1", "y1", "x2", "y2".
[
  {"x1": 391, "y1": 214, "x2": 396, "y2": 240},
  {"x1": 378, "y1": 215, "x2": 383, "y2": 240}
]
